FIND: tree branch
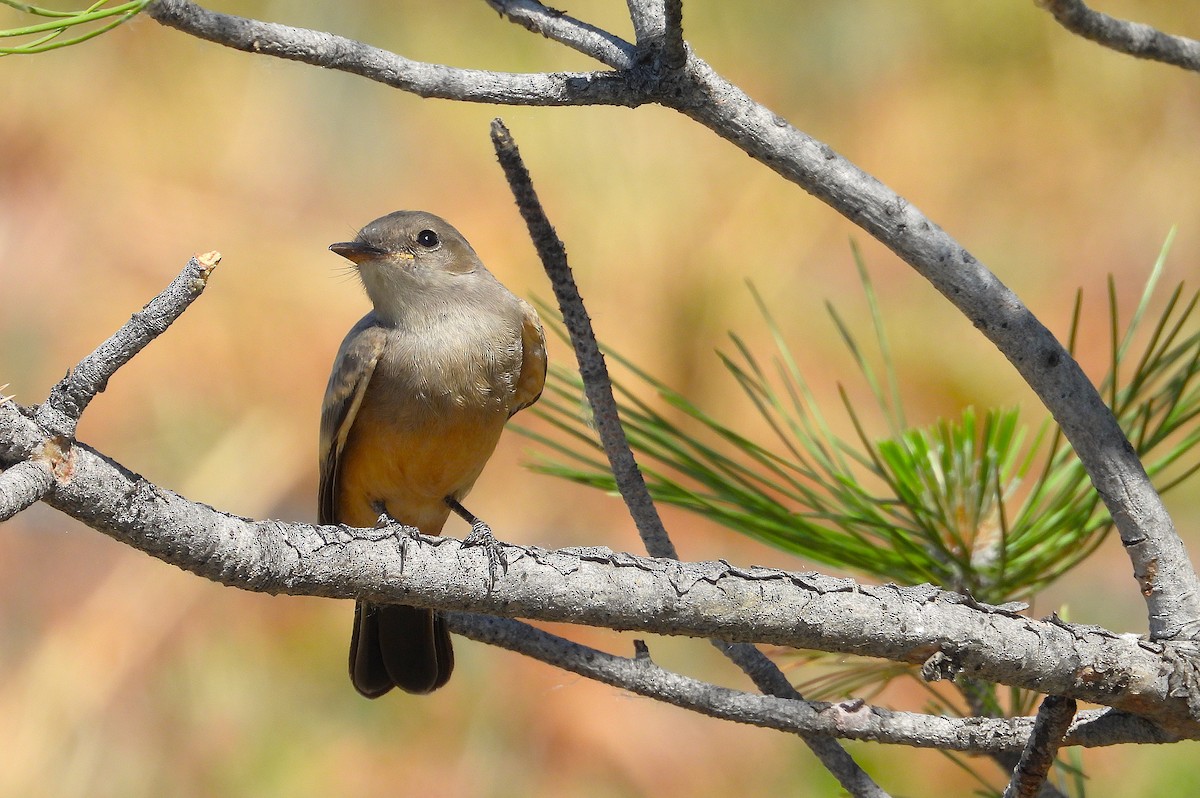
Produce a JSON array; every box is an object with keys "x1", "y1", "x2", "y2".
[
  {"x1": 146, "y1": 0, "x2": 637, "y2": 107},
  {"x1": 452, "y1": 613, "x2": 1180, "y2": 751},
  {"x1": 490, "y1": 119, "x2": 676, "y2": 560},
  {"x1": 1002, "y1": 695, "x2": 1078, "y2": 798},
  {"x1": 959, "y1": 679, "x2": 1067, "y2": 798},
  {"x1": 0, "y1": 457, "x2": 54, "y2": 522},
  {"x1": 485, "y1": 0, "x2": 635, "y2": 70},
  {"x1": 490, "y1": 118, "x2": 885, "y2": 797},
  {"x1": 34, "y1": 250, "x2": 220, "y2": 438},
  {"x1": 625, "y1": 0, "x2": 662, "y2": 45},
  {"x1": 2, "y1": 381, "x2": 1194, "y2": 731},
  {"x1": 665, "y1": 54, "x2": 1200, "y2": 643},
  {"x1": 626, "y1": 0, "x2": 686, "y2": 81},
  {"x1": 1039, "y1": 0, "x2": 1200, "y2": 73},
  {"x1": 660, "y1": 0, "x2": 685, "y2": 70}
]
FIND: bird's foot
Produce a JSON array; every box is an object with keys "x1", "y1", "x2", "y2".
[
  {"x1": 372, "y1": 501, "x2": 421, "y2": 540},
  {"x1": 464, "y1": 519, "x2": 506, "y2": 586},
  {"x1": 447, "y1": 497, "x2": 506, "y2": 587}
]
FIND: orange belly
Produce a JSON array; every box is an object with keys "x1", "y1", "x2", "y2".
[{"x1": 336, "y1": 397, "x2": 508, "y2": 534}]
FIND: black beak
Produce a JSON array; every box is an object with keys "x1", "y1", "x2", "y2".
[{"x1": 329, "y1": 241, "x2": 388, "y2": 264}]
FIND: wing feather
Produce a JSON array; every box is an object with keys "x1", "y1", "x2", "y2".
[
  {"x1": 510, "y1": 298, "x2": 547, "y2": 417},
  {"x1": 318, "y1": 317, "x2": 389, "y2": 525}
]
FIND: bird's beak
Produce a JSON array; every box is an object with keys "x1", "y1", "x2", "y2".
[{"x1": 329, "y1": 241, "x2": 388, "y2": 264}]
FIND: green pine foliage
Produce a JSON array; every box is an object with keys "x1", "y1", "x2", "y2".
[
  {"x1": 0, "y1": 1, "x2": 147, "y2": 54},
  {"x1": 524, "y1": 233, "x2": 1194, "y2": 607},
  {"x1": 522, "y1": 233, "x2": 1194, "y2": 796}
]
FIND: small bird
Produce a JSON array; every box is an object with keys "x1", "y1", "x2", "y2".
[{"x1": 319, "y1": 210, "x2": 546, "y2": 697}]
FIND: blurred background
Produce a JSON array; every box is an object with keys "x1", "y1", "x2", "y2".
[{"x1": 2, "y1": 1, "x2": 1199, "y2": 795}]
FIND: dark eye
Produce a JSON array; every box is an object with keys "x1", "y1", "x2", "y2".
[{"x1": 416, "y1": 229, "x2": 440, "y2": 248}]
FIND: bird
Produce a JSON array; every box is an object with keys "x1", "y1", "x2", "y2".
[{"x1": 319, "y1": 210, "x2": 546, "y2": 697}]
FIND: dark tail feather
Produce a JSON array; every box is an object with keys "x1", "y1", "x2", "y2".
[{"x1": 349, "y1": 601, "x2": 454, "y2": 697}]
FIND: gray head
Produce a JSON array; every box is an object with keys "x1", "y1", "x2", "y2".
[{"x1": 329, "y1": 210, "x2": 491, "y2": 322}]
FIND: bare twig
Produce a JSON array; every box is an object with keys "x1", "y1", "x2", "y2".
[
  {"x1": 1002, "y1": 695, "x2": 1078, "y2": 798},
  {"x1": 661, "y1": 0, "x2": 685, "y2": 70},
  {"x1": 485, "y1": 0, "x2": 634, "y2": 69},
  {"x1": 960, "y1": 680, "x2": 1067, "y2": 798},
  {"x1": 33, "y1": 251, "x2": 220, "y2": 438},
  {"x1": 452, "y1": 613, "x2": 1176, "y2": 751},
  {"x1": 490, "y1": 118, "x2": 677, "y2": 560},
  {"x1": 625, "y1": 0, "x2": 686, "y2": 76},
  {"x1": 625, "y1": 0, "x2": 661, "y2": 45},
  {"x1": 146, "y1": 0, "x2": 636, "y2": 108},
  {"x1": 490, "y1": 120, "x2": 887, "y2": 796},
  {"x1": 709, "y1": 640, "x2": 891, "y2": 798},
  {"x1": 1039, "y1": 0, "x2": 1200, "y2": 73}
]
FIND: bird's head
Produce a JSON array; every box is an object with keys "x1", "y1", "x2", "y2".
[{"x1": 330, "y1": 210, "x2": 487, "y2": 322}]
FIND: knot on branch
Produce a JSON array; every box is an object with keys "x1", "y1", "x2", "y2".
[
  {"x1": 921, "y1": 649, "x2": 962, "y2": 682},
  {"x1": 626, "y1": 28, "x2": 690, "y2": 102}
]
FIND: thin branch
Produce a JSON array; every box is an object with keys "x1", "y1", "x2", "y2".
[
  {"x1": 1002, "y1": 695, "x2": 1078, "y2": 798},
  {"x1": 626, "y1": 0, "x2": 685, "y2": 74},
  {"x1": 33, "y1": 250, "x2": 220, "y2": 438},
  {"x1": 0, "y1": 457, "x2": 54, "y2": 522},
  {"x1": 484, "y1": 0, "x2": 634, "y2": 70},
  {"x1": 453, "y1": 613, "x2": 1178, "y2": 752},
  {"x1": 960, "y1": 680, "x2": 1067, "y2": 798},
  {"x1": 490, "y1": 118, "x2": 677, "y2": 560},
  {"x1": 146, "y1": 0, "x2": 637, "y2": 108},
  {"x1": 1039, "y1": 0, "x2": 1200, "y2": 73},
  {"x1": 711, "y1": 640, "x2": 890, "y2": 798},
  {"x1": 490, "y1": 120, "x2": 885, "y2": 795},
  {"x1": 625, "y1": 0, "x2": 661, "y2": 45},
  {"x1": 661, "y1": 0, "x2": 685, "y2": 70}
]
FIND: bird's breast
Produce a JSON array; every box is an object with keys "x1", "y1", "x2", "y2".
[{"x1": 376, "y1": 312, "x2": 525, "y2": 415}]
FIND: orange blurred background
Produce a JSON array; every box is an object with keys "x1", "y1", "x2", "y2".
[{"x1": 3, "y1": 2, "x2": 1200, "y2": 795}]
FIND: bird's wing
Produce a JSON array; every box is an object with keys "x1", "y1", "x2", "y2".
[
  {"x1": 510, "y1": 298, "x2": 547, "y2": 417},
  {"x1": 318, "y1": 318, "x2": 389, "y2": 525}
]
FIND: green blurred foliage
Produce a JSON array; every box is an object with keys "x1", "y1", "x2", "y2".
[{"x1": 2, "y1": 2, "x2": 1199, "y2": 796}]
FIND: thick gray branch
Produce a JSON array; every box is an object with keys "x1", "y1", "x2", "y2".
[
  {"x1": 146, "y1": 0, "x2": 637, "y2": 107},
  {"x1": 1039, "y1": 0, "x2": 1200, "y2": 73},
  {"x1": 1, "y1": 395, "x2": 1195, "y2": 732}
]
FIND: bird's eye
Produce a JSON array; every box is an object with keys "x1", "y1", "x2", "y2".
[{"x1": 416, "y1": 229, "x2": 440, "y2": 248}]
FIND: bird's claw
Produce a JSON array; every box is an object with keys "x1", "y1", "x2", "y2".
[
  {"x1": 463, "y1": 519, "x2": 506, "y2": 588},
  {"x1": 373, "y1": 502, "x2": 421, "y2": 540}
]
